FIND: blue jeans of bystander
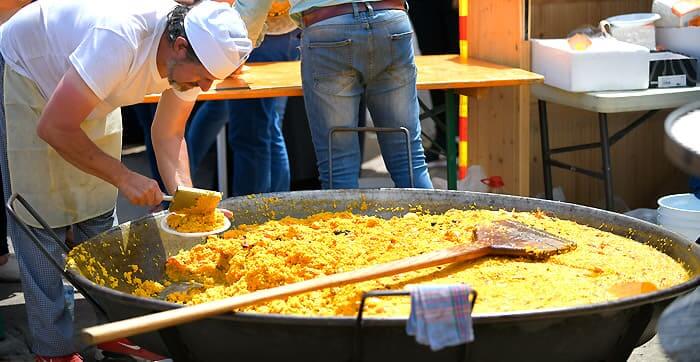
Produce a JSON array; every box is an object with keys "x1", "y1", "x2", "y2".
[
  {"x1": 300, "y1": 8, "x2": 432, "y2": 189},
  {"x1": 186, "y1": 29, "x2": 301, "y2": 196}
]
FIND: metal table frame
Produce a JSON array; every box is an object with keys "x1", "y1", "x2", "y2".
[{"x1": 533, "y1": 84, "x2": 700, "y2": 210}]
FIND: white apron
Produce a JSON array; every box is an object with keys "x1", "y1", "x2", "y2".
[{"x1": 3, "y1": 66, "x2": 122, "y2": 228}]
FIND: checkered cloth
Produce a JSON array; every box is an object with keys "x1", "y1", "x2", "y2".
[{"x1": 405, "y1": 284, "x2": 475, "y2": 351}]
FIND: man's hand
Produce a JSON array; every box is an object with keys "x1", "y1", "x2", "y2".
[
  {"x1": 452, "y1": 0, "x2": 459, "y2": 10},
  {"x1": 115, "y1": 170, "x2": 164, "y2": 207}
]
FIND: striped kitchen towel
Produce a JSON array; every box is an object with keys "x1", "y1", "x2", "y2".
[{"x1": 406, "y1": 284, "x2": 475, "y2": 351}]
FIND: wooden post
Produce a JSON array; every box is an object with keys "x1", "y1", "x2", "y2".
[
  {"x1": 458, "y1": 0, "x2": 469, "y2": 180},
  {"x1": 469, "y1": 0, "x2": 531, "y2": 196}
]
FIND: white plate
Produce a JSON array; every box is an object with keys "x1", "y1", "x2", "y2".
[
  {"x1": 605, "y1": 13, "x2": 661, "y2": 27},
  {"x1": 160, "y1": 210, "x2": 232, "y2": 237}
]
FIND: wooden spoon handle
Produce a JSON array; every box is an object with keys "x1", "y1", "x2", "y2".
[{"x1": 81, "y1": 242, "x2": 489, "y2": 345}]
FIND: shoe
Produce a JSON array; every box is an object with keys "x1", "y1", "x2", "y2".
[
  {"x1": 0, "y1": 253, "x2": 20, "y2": 282},
  {"x1": 96, "y1": 338, "x2": 172, "y2": 362},
  {"x1": 35, "y1": 353, "x2": 83, "y2": 362}
]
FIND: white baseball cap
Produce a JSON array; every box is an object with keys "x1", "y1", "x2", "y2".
[{"x1": 184, "y1": 1, "x2": 253, "y2": 79}]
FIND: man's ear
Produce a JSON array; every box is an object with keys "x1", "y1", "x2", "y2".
[{"x1": 172, "y1": 36, "x2": 190, "y2": 58}]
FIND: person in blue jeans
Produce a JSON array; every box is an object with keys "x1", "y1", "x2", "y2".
[
  {"x1": 186, "y1": 28, "x2": 301, "y2": 196},
  {"x1": 244, "y1": 0, "x2": 432, "y2": 190},
  {"x1": 304, "y1": 1, "x2": 432, "y2": 189}
]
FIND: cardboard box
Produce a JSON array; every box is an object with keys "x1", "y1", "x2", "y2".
[
  {"x1": 656, "y1": 26, "x2": 700, "y2": 60},
  {"x1": 531, "y1": 38, "x2": 650, "y2": 92},
  {"x1": 653, "y1": 0, "x2": 700, "y2": 27},
  {"x1": 649, "y1": 51, "x2": 698, "y2": 88}
]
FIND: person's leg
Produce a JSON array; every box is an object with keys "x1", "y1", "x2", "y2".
[
  {"x1": 268, "y1": 30, "x2": 301, "y2": 192},
  {"x1": 268, "y1": 96, "x2": 290, "y2": 192},
  {"x1": 72, "y1": 209, "x2": 117, "y2": 243},
  {"x1": 227, "y1": 31, "x2": 302, "y2": 195},
  {"x1": 300, "y1": 14, "x2": 365, "y2": 189},
  {"x1": 0, "y1": 84, "x2": 75, "y2": 356},
  {"x1": 227, "y1": 98, "x2": 278, "y2": 195},
  {"x1": 185, "y1": 101, "x2": 231, "y2": 175},
  {"x1": 364, "y1": 10, "x2": 432, "y2": 189}
]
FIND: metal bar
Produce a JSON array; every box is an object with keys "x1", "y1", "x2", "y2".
[
  {"x1": 216, "y1": 125, "x2": 228, "y2": 198},
  {"x1": 609, "y1": 110, "x2": 658, "y2": 146},
  {"x1": 548, "y1": 110, "x2": 658, "y2": 155},
  {"x1": 445, "y1": 91, "x2": 458, "y2": 189},
  {"x1": 328, "y1": 127, "x2": 415, "y2": 189},
  {"x1": 549, "y1": 159, "x2": 605, "y2": 179},
  {"x1": 418, "y1": 104, "x2": 446, "y2": 122},
  {"x1": 551, "y1": 141, "x2": 603, "y2": 155},
  {"x1": 538, "y1": 100, "x2": 553, "y2": 200},
  {"x1": 599, "y1": 113, "x2": 614, "y2": 210},
  {"x1": 352, "y1": 289, "x2": 477, "y2": 362},
  {"x1": 5, "y1": 193, "x2": 109, "y2": 319},
  {"x1": 353, "y1": 290, "x2": 411, "y2": 362},
  {"x1": 422, "y1": 131, "x2": 446, "y2": 155}
]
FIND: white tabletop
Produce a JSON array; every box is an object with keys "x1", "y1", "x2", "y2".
[{"x1": 532, "y1": 84, "x2": 700, "y2": 113}]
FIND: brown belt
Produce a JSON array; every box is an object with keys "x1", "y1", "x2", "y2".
[{"x1": 301, "y1": 0, "x2": 406, "y2": 28}]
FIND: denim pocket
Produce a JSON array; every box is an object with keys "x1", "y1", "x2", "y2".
[
  {"x1": 305, "y1": 38, "x2": 357, "y2": 95},
  {"x1": 308, "y1": 39, "x2": 352, "y2": 49},
  {"x1": 387, "y1": 30, "x2": 417, "y2": 86},
  {"x1": 390, "y1": 31, "x2": 414, "y2": 41}
]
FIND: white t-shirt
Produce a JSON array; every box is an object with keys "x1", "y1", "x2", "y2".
[{"x1": 0, "y1": 0, "x2": 199, "y2": 120}]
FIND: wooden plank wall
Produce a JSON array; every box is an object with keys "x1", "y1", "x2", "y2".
[
  {"x1": 468, "y1": 0, "x2": 531, "y2": 196},
  {"x1": 528, "y1": 0, "x2": 689, "y2": 211}
]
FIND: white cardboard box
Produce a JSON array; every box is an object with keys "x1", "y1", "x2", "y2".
[
  {"x1": 657, "y1": 27, "x2": 700, "y2": 60},
  {"x1": 531, "y1": 38, "x2": 650, "y2": 92},
  {"x1": 653, "y1": 0, "x2": 700, "y2": 27}
]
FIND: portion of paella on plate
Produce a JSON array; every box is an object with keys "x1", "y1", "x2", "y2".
[{"x1": 69, "y1": 208, "x2": 690, "y2": 316}]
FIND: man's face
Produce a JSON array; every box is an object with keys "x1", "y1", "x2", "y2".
[{"x1": 166, "y1": 55, "x2": 216, "y2": 92}]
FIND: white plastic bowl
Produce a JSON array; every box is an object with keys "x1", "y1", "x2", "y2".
[
  {"x1": 605, "y1": 13, "x2": 661, "y2": 27},
  {"x1": 160, "y1": 210, "x2": 231, "y2": 237},
  {"x1": 657, "y1": 193, "x2": 700, "y2": 241}
]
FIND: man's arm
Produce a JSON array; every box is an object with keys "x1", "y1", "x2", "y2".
[
  {"x1": 36, "y1": 66, "x2": 163, "y2": 206},
  {"x1": 0, "y1": 0, "x2": 32, "y2": 24},
  {"x1": 151, "y1": 89, "x2": 196, "y2": 195},
  {"x1": 234, "y1": 0, "x2": 275, "y2": 47}
]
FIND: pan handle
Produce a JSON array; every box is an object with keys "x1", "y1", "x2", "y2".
[
  {"x1": 5, "y1": 192, "x2": 110, "y2": 320},
  {"x1": 6, "y1": 193, "x2": 70, "y2": 272}
]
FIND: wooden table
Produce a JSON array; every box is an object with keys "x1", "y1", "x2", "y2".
[{"x1": 144, "y1": 54, "x2": 542, "y2": 192}]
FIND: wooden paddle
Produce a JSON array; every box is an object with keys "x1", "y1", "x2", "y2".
[{"x1": 81, "y1": 219, "x2": 576, "y2": 345}]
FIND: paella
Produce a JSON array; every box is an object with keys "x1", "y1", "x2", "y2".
[{"x1": 69, "y1": 207, "x2": 690, "y2": 316}]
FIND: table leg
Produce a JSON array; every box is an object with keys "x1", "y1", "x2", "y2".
[
  {"x1": 538, "y1": 100, "x2": 553, "y2": 200},
  {"x1": 445, "y1": 90, "x2": 457, "y2": 190},
  {"x1": 599, "y1": 113, "x2": 614, "y2": 210},
  {"x1": 216, "y1": 126, "x2": 229, "y2": 197}
]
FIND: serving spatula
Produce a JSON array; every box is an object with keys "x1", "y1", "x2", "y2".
[
  {"x1": 81, "y1": 219, "x2": 576, "y2": 345},
  {"x1": 162, "y1": 186, "x2": 222, "y2": 214}
]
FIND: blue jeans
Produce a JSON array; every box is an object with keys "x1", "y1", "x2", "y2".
[
  {"x1": 300, "y1": 8, "x2": 432, "y2": 189},
  {"x1": 691, "y1": 176, "x2": 700, "y2": 199},
  {"x1": 187, "y1": 30, "x2": 301, "y2": 196}
]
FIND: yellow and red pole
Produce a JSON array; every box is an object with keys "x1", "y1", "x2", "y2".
[{"x1": 458, "y1": 0, "x2": 469, "y2": 180}]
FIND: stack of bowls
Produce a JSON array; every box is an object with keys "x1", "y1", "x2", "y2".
[{"x1": 657, "y1": 193, "x2": 700, "y2": 242}]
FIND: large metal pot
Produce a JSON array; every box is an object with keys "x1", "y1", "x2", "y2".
[{"x1": 64, "y1": 189, "x2": 700, "y2": 362}]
